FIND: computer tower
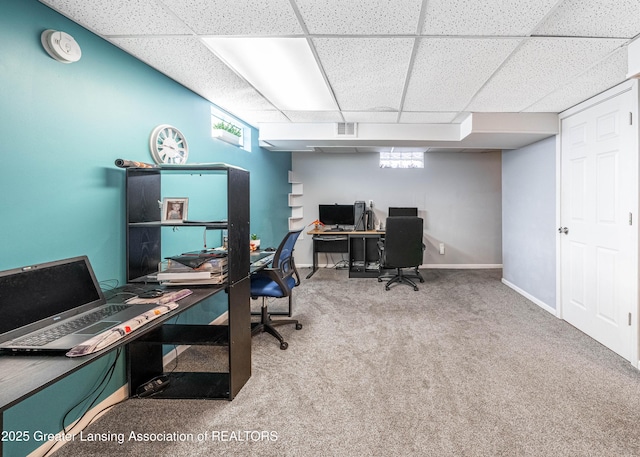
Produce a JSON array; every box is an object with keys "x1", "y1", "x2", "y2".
[
  {"x1": 365, "y1": 209, "x2": 374, "y2": 230},
  {"x1": 354, "y1": 201, "x2": 366, "y2": 230}
]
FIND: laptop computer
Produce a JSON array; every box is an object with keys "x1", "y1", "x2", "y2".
[{"x1": 0, "y1": 256, "x2": 158, "y2": 354}]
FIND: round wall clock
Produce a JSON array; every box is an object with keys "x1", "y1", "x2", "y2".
[{"x1": 149, "y1": 124, "x2": 189, "y2": 164}]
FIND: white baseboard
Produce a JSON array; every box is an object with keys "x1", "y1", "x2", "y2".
[
  {"x1": 422, "y1": 264, "x2": 503, "y2": 269},
  {"x1": 28, "y1": 385, "x2": 129, "y2": 457},
  {"x1": 501, "y1": 278, "x2": 557, "y2": 316},
  {"x1": 298, "y1": 264, "x2": 503, "y2": 270}
]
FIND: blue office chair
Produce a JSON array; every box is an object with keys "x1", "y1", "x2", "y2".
[{"x1": 251, "y1": 230, "x2": 303, "y2": 350}]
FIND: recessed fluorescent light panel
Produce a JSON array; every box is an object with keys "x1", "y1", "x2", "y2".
[{"x1": 203, "y1": 37, "x2": 337, "y2": 111}]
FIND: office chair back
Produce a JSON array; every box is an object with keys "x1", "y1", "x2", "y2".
[
  {"x1": 271, "y1": 229, "x2": 303, "y2": 287},
  {"x1": 384, "y1": 217, "x2": 424, "y2": 268},
  {"x1": 251, "y1": 229, "x2": 304, "y2": 349}
]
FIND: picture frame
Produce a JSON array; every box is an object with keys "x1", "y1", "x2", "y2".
[{"x1": 162, "y1": 197, "x2": 188, "y2": 222}]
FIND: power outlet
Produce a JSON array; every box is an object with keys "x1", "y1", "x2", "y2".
[{"x1": 439, "y1": 243, "x2": 445, "y2": 255}]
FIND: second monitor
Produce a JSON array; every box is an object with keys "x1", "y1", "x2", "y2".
[{"x1": 388, "y1": 207, "x2": 418, "y2": 217}]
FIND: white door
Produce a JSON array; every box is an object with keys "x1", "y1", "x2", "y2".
[{"x1": 560, "y1": 87, "x2": 637, "y2": 362}]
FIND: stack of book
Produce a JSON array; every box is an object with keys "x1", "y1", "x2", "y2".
[{"x1": 157, "y1": 249, "x2": 228, "y2": 285}]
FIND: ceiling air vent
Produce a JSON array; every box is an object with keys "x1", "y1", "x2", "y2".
[{"x1": 336, "y1": 122, "x2": 357, "y2": 137}]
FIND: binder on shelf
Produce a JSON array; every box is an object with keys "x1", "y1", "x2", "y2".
[
  {"x1": 157, "y1": 250, "x2": 228, "y2": 285},
  {"x1": 158, "y1": 276, "x2": 228, "y2": 285},
  {"x1": 166, "y1": 249, "x2": 227, "y2": 269},
  {"x1": 157, "y1": 271, "x2": 214, "y2": 281}
]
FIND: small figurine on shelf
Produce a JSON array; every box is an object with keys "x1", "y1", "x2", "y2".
[{"x1": 308, "y1": 219, "x2": 325, "y2": 231}]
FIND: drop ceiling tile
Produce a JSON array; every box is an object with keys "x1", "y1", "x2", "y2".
[
  {"x1": 284, "y1": 111, "x2": 344, "y2": 122},
  {"x1": 164, "y1": 0, "x2": 303, "y2": 35},
  {"x1": 525, "y1": 47, "x2": 628, "y2": 112},
  {"x1": 399, "y1": 112, "x2": 459, "y2": 123},
  {"x1": 237, "y1": 110, "x2": 290, "y2": 126},
  {"x1": 40, "y1": 0, "x2": 192, "y2": 36},
  {"x1": 313, "y1": 38, "x2": 414, "y2": 111},
  {"x1": 111, "y1": 37, "x2": 273, "y2": 112},
  {"x1": 343, "y1": 112, "x2": 399, "y2": 123},
  {"x1": 403, "y1": 38, "x2": 521, "y2": 111},
  {"x1": 535, "y1": 0, "x2": 640, "y2": 38},
  {"x1": 295, "y1": 0, "x2": 423, "y2": 34},
  {"x1": 421, "y1": 0, "x2": 559, "y2": 36},
  {"x1": 468, "y1": 37, "x2": 627, "y2": 112}
]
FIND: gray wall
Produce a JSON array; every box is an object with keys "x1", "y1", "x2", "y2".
[
  {"x1": 292, "y1": 150, "x2": 503, "y2": 268},
  {"x1": 502, "y1": 137, "x2": 557, "y2": 311}
]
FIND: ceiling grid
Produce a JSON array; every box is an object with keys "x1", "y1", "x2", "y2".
[{"x1": 39, "y1": 0, "x2": 640, "y2": 152}]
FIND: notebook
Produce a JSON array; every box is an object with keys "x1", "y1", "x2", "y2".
[{"x1": 0, "y1": 256, "x2": 158, "y2": 354}]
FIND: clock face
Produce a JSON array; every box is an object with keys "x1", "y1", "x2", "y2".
[{"x1": 149, "y1": 125, "x2": 189, "y2": 164}]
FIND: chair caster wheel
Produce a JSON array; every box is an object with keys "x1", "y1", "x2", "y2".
[
  {"x1": 378, "y1": 278, "x2": 382, "y2": 282},
  {"x1": 413, "y1": 286, "x2": 419, "y2": 291},
  {"x1": 385, "y1": 286, "x2": 390, "y2": 291},
  {"x1": 280, "y1": 341, "x2": 288, "y2": 350},
  {"x1": 295, "y1": 323, "x2": 303, "y2": 330}
]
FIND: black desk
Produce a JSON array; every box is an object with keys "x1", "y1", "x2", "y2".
[
  {"x1": 0, "y1": 280, "x2": 251, "y2": 455},
  {"x1": 307, "y1": 229, "x2": 385, "y2": 279},
  {"x1": 0, "y1": 287, "x2": 220, "y2": 409}
]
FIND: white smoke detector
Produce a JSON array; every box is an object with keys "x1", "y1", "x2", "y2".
[{"x1": 41, "y1": 29, "x2": 82, "y2": 64}]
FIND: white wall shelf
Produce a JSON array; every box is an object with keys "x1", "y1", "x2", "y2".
[{"x1": 288, "y1": 170, "x2": 304, "y2": 231}]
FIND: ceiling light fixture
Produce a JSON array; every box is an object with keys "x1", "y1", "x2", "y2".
[{"x1": 202, "y1": 37, "x2": 337, "y2": 111}]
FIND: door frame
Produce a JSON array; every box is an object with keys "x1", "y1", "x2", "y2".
[{"x1": 556, "y1": 79, "x2": 639, "y2": 368}]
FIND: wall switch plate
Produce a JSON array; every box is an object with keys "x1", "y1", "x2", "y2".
[{"x1": 439, "y1": 243, "x2": 445, "y2": 255}]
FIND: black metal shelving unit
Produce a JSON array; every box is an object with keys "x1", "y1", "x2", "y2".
[{"x1": 124, "y1": 164, "x2": 250, "y2": 400}]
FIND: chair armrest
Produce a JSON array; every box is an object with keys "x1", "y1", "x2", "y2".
[
  {"x1": 291, "y1": 257, "x2": 301, "y2": 286},
  {"x1": 252, "y1": 267, "x2": 293, "y2": 295}
]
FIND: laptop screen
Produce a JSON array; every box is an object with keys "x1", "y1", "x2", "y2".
[{"x1": 0, "y1": 256, "x2": 105, "y2": 338}]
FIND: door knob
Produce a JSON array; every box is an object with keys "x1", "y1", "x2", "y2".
[{"x1": 558, "y1": 227, "x2": 569, "y2": 234}]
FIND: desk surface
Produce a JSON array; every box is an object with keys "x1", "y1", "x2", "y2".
[
  {"x1": 0, "y1": 286, "x2": 220, "y2": 412},
  {"x1": 0, "y1": 248, "x2": 277, "y2": 412},
  {"x1": 307, "y1": 229, "x2": 384, "y2": 236}
]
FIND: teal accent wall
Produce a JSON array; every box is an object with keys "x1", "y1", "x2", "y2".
[
  {"x1": 0, "y1": 0, "x2": 291, "y2": 277},
  {"x1": 0, "y1": 1, "x2": 291, "y2": 455}
]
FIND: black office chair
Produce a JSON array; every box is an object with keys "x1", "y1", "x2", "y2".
[
  {"x1": 250, "y1": 230, "x2": 303, "y2": 349},
  {"x1": 378, "y1": 216, "x2": 425, "y2": 291}
]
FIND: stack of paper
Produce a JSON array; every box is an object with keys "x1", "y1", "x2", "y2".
[{"x1": 158, "y1": 250, "x2": 228, "y2": 285}]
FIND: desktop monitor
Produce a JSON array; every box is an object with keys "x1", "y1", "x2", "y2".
[
  {"x1": 319, "y1": 204, "x2": 355, "y2": 227},
  {"x1": 388, "y1": 207, "x2": 418, "y2": 217}
]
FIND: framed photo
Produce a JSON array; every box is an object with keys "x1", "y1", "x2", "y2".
[{"x1": 162, "y1": 197, "x2": 188, "y2": 222}]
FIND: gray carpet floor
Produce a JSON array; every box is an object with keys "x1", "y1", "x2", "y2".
[{"x1": 53, "y1": 268, "x2": 640, "y2": 456}]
